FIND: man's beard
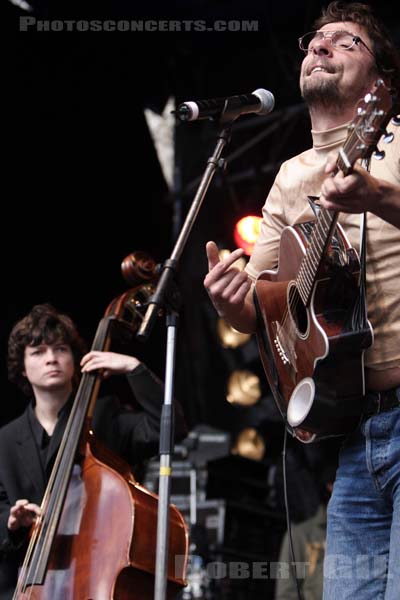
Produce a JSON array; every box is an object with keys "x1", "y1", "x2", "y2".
[
  {"x1": 301, "y1": 77, "x2": 343, "y2": 110},
  {"x1": 301, "y1": 64, "x2": 378, "y2": 113}
]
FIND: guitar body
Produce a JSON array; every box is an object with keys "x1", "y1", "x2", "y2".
[{"x1": 255, "y1": 221, "x2": 373, "y2": 442}]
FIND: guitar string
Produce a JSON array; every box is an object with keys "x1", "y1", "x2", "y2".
[{"x1": 273, "y1": 123, "x2": 369, "y2": 367}]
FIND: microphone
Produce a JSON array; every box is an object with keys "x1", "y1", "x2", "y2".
[{"x1": 175, "y1": 88, "x2": 275, "y2": 122}]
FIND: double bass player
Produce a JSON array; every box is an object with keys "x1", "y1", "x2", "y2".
[{"x1": 0, "y1": 303, "x2": 188, "y2": 598}]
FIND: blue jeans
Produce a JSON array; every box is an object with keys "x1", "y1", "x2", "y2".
[{"x1": 323, "y1": 406, "x2": 400, "y2": 600}]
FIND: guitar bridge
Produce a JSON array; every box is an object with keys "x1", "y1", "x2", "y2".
[
  {"x1": 274, "y1": 334, "x2": 290, "y2": 364},
  {"x1": 273, "y1": 322, "x2": 297, "y2": 369}
]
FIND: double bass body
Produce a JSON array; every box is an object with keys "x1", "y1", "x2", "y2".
[{"x1": 18, "y1": 436, "x2": 188, "y2": 600}]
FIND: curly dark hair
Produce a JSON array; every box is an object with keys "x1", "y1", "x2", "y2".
[
  {"x1": 8, "y1": 304, "x2": 87, "y2": 397},
  {"x1": 314, "y1": 2, "x2": 400, "y2": 101}
]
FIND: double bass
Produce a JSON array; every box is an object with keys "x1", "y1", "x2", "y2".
[{"x1": 14, "y1": 253, "x2": 189, "y2": 599}]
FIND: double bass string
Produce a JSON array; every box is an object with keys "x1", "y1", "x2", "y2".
[
  {"x1": 13, "y1": 319, "x2": 112, "y2": 599},
  {"x1": 13, "y1": 370, "x2": 96, "y2": 598}
]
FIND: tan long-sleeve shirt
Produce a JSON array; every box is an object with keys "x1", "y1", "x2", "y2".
[{"x1": 246, "y1": 120, "x2": 400, "y2": 371}]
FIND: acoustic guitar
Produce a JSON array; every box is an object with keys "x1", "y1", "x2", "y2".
[{"x1": 254, "y1": 79, "x2": 394, "y2": 443}]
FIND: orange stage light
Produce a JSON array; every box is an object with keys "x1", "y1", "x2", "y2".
[{"x1": 233, "y1": 215, "x2": 262, "y2": 255}]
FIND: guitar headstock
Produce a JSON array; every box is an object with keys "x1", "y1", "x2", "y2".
[{"x1": 339, "y1": 79, "x2": 393, "y2": 174}]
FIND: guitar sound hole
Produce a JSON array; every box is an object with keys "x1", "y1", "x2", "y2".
[{"x1": 288, "y1": 285, "x2": 308, "y2": 336}]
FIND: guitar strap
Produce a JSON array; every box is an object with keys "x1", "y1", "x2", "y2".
[{"x1": 353, "y1": 158, "x2": 369, "y2": 331}]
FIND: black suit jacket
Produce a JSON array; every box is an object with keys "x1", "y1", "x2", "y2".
[{"x1": 0, "y1": 364, "x2": 187, "y2": 598}]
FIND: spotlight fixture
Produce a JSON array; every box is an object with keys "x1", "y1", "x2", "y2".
[
  {"x1": 217, "y1": 317, "x2": 251, "y2": 349},
  {"x1": 233, "y1": 215, "x2": 262, "y2": 255},
  {"x1": 226, "y1": 369, "x2": 261, "y2": 406},
  {"x1": 231, "y1": 427, "x2": 266, "y2": 461}
]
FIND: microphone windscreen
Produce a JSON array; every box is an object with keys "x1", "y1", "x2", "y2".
[{"x1": 252, "y1": 89, "x2": 275, "y2": 115}]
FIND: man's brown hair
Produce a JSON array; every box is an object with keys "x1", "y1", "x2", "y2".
[{"x1": 314, "y1": 2, "x2": 400, "y2": 100}]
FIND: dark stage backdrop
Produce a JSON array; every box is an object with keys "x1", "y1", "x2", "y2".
[{"x1": 3, "y1": 0, "x2": 399, "y2": 430}]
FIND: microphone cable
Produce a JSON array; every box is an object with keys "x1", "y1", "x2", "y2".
[{"x1": 282, "y1": 427, "x2": 304, "y2": 600}]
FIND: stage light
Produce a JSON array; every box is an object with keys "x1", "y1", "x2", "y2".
[
  {"x1": 217, "y1": 318, "x2": 251, "y2": 349},
  {"x1": 218, "y1": 248, "x2": 247, "y2": 271},
  {"x1": 226, "y1": 369, "x2": 261, "y2": 406},
  {"x1": 233, "y1": 215, "x2": 262, "y2": 255},
  {"x1": 231, "y1": 427, "x2": 266, "y2": 461}
]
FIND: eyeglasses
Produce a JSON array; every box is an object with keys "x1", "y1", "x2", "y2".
[{"x1": 298, "y1": 30, "x2": 375, "y2": 60}]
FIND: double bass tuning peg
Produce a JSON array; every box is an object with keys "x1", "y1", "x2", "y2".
[
  {"x1": 105, "y1": 251, "x2": 161, "y2": 332},
  {"x1": 391, "y1": 114, "x2": 400, "y2": 126}
]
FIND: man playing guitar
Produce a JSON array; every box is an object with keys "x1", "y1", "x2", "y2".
[{"x1": 204, "y1": 3, "x2": 400, "y2": 599}]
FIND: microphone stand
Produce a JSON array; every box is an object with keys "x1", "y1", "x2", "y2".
[{"x1": 137, "y1": 113, "x2": 235, "y2": 600}]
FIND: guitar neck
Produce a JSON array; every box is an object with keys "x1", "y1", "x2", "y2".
[
  {"x1": 296, "y1": 80, "x2": 392, "y2": 306},
  {"x1": 296, "y1": 207, "x2": 339, "y2": 306}
]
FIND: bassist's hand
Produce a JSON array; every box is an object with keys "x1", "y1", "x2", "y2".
[
  {"x1": 8, "y1": 499, "x2": 41, "y2": 531},
  {"x1": 80, "y1": 351, "x2": 141, "y2": 378},
  {"x1": 204, "y1": 241, "x2": 255, "y2": 333}
]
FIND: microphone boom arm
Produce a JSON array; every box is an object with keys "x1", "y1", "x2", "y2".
[{"x1": 137, "y1": 123, "x2": 232, "y2": 340}]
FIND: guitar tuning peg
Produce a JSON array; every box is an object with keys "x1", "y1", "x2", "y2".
[
  {"x1": 391, "y1": 115, "x2": 400, "y2": 126},
  {"x1": 373, "y1": 149, "x2": 385, "y2": 160},
  {"x1": 382, "y1": 131, "x2": 394, "y2": 143}
]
